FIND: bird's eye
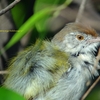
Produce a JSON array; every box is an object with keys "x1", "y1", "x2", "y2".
[{"x1": 76, "y1": 35, "x2": 84, "y2": 40}]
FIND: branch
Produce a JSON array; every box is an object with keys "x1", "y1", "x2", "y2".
[
  {"x1": 0, "y1": 0, "x2": 21, "y2": 16},
  {"x1": 0, "y1": 71, "x2": 8, "y2": 74},
  {"x1": 75, "y1": 0, "x2": 87, "y2": 23},
  {"x1": 81, "y1": 76, "x2": 100, "y2": 100},
  {"x1": 81, "y1": 42, "x2": 100, "y2": 100}
]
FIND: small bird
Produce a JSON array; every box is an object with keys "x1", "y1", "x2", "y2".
[
  {"x1": 4, "y1": 40, "x2": 70, "y2": 99},
  {"x1": 4, "y1": 23, "x2": 100, "y2": 100}
]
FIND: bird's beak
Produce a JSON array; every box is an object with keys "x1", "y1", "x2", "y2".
[{"x1": 87, "y1": 37, "x2": 100, "y2": 44}]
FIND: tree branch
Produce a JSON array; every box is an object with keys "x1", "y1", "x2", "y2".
[
  {"x1": 0, "y1": 0, "x2": 21, "y2": 16},
  {"x1": 81, "y1": 76, "x2": 100, "y2": 100},
  {"x1": 81, "y1": 47, "x2": 100, "y2": 100},
  {"x1": 75, "y1": 0, "x2": 87, "y2": 23},
  {"x1": 0, "y1": 71, "x2": 8, "y2": 74}
]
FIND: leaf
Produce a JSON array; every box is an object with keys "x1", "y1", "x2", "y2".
[
  {"x1": 0, "y1": 87, "x2": 26, "y2": 100},
  {"x1": 11, "y1": 2, "x2": 26, "y2": 28}
]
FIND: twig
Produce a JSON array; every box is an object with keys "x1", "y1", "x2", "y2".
[
  {"x1": 0, "y1": 0, "x2": 21, "y2": 16},
  {"x1": 75, "y1": 0, "x2": 87, "y2": 23},
  {"x1": 81, "y1": 42, "x2": 100, "y2": 100},
  {"x1": 0, "y1": 71, "x2": 8, "y2": 74},
  {"x1": 81, "y1": 76, "x2": 100, "y2": 100}
]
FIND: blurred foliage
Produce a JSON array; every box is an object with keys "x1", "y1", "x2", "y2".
[
  {"x1": 11, "y1": 2, "x2": 26, "y2": 28},
  {"x1": 34, "y1": 0, "x2": 66, "y2": 36},
  {"x1": 3, "y1": 0, "x2": 73, "y2": 51},
  {"x1": 0, "y1": 87, "x2": 26, "y2": 100}
]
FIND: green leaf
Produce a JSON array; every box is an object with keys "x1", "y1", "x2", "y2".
[
  {"x1": 0, "y1": 87, "x2": 26, "y2": 100},
  {"x1": 11, "y1": 2, "x2": 26, "y2": 28}
]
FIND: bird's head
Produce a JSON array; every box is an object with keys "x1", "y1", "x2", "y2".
[
  {"x1": 52, "y1": 23, "x2": 100, "y2": 77},
  {"x1": 52, "y1": 23, "x2": 99, "y2": 57}
]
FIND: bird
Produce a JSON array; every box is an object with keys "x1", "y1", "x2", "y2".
[{"x1": 3, "y1": 23, "x2": 100, "y2": 100}]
